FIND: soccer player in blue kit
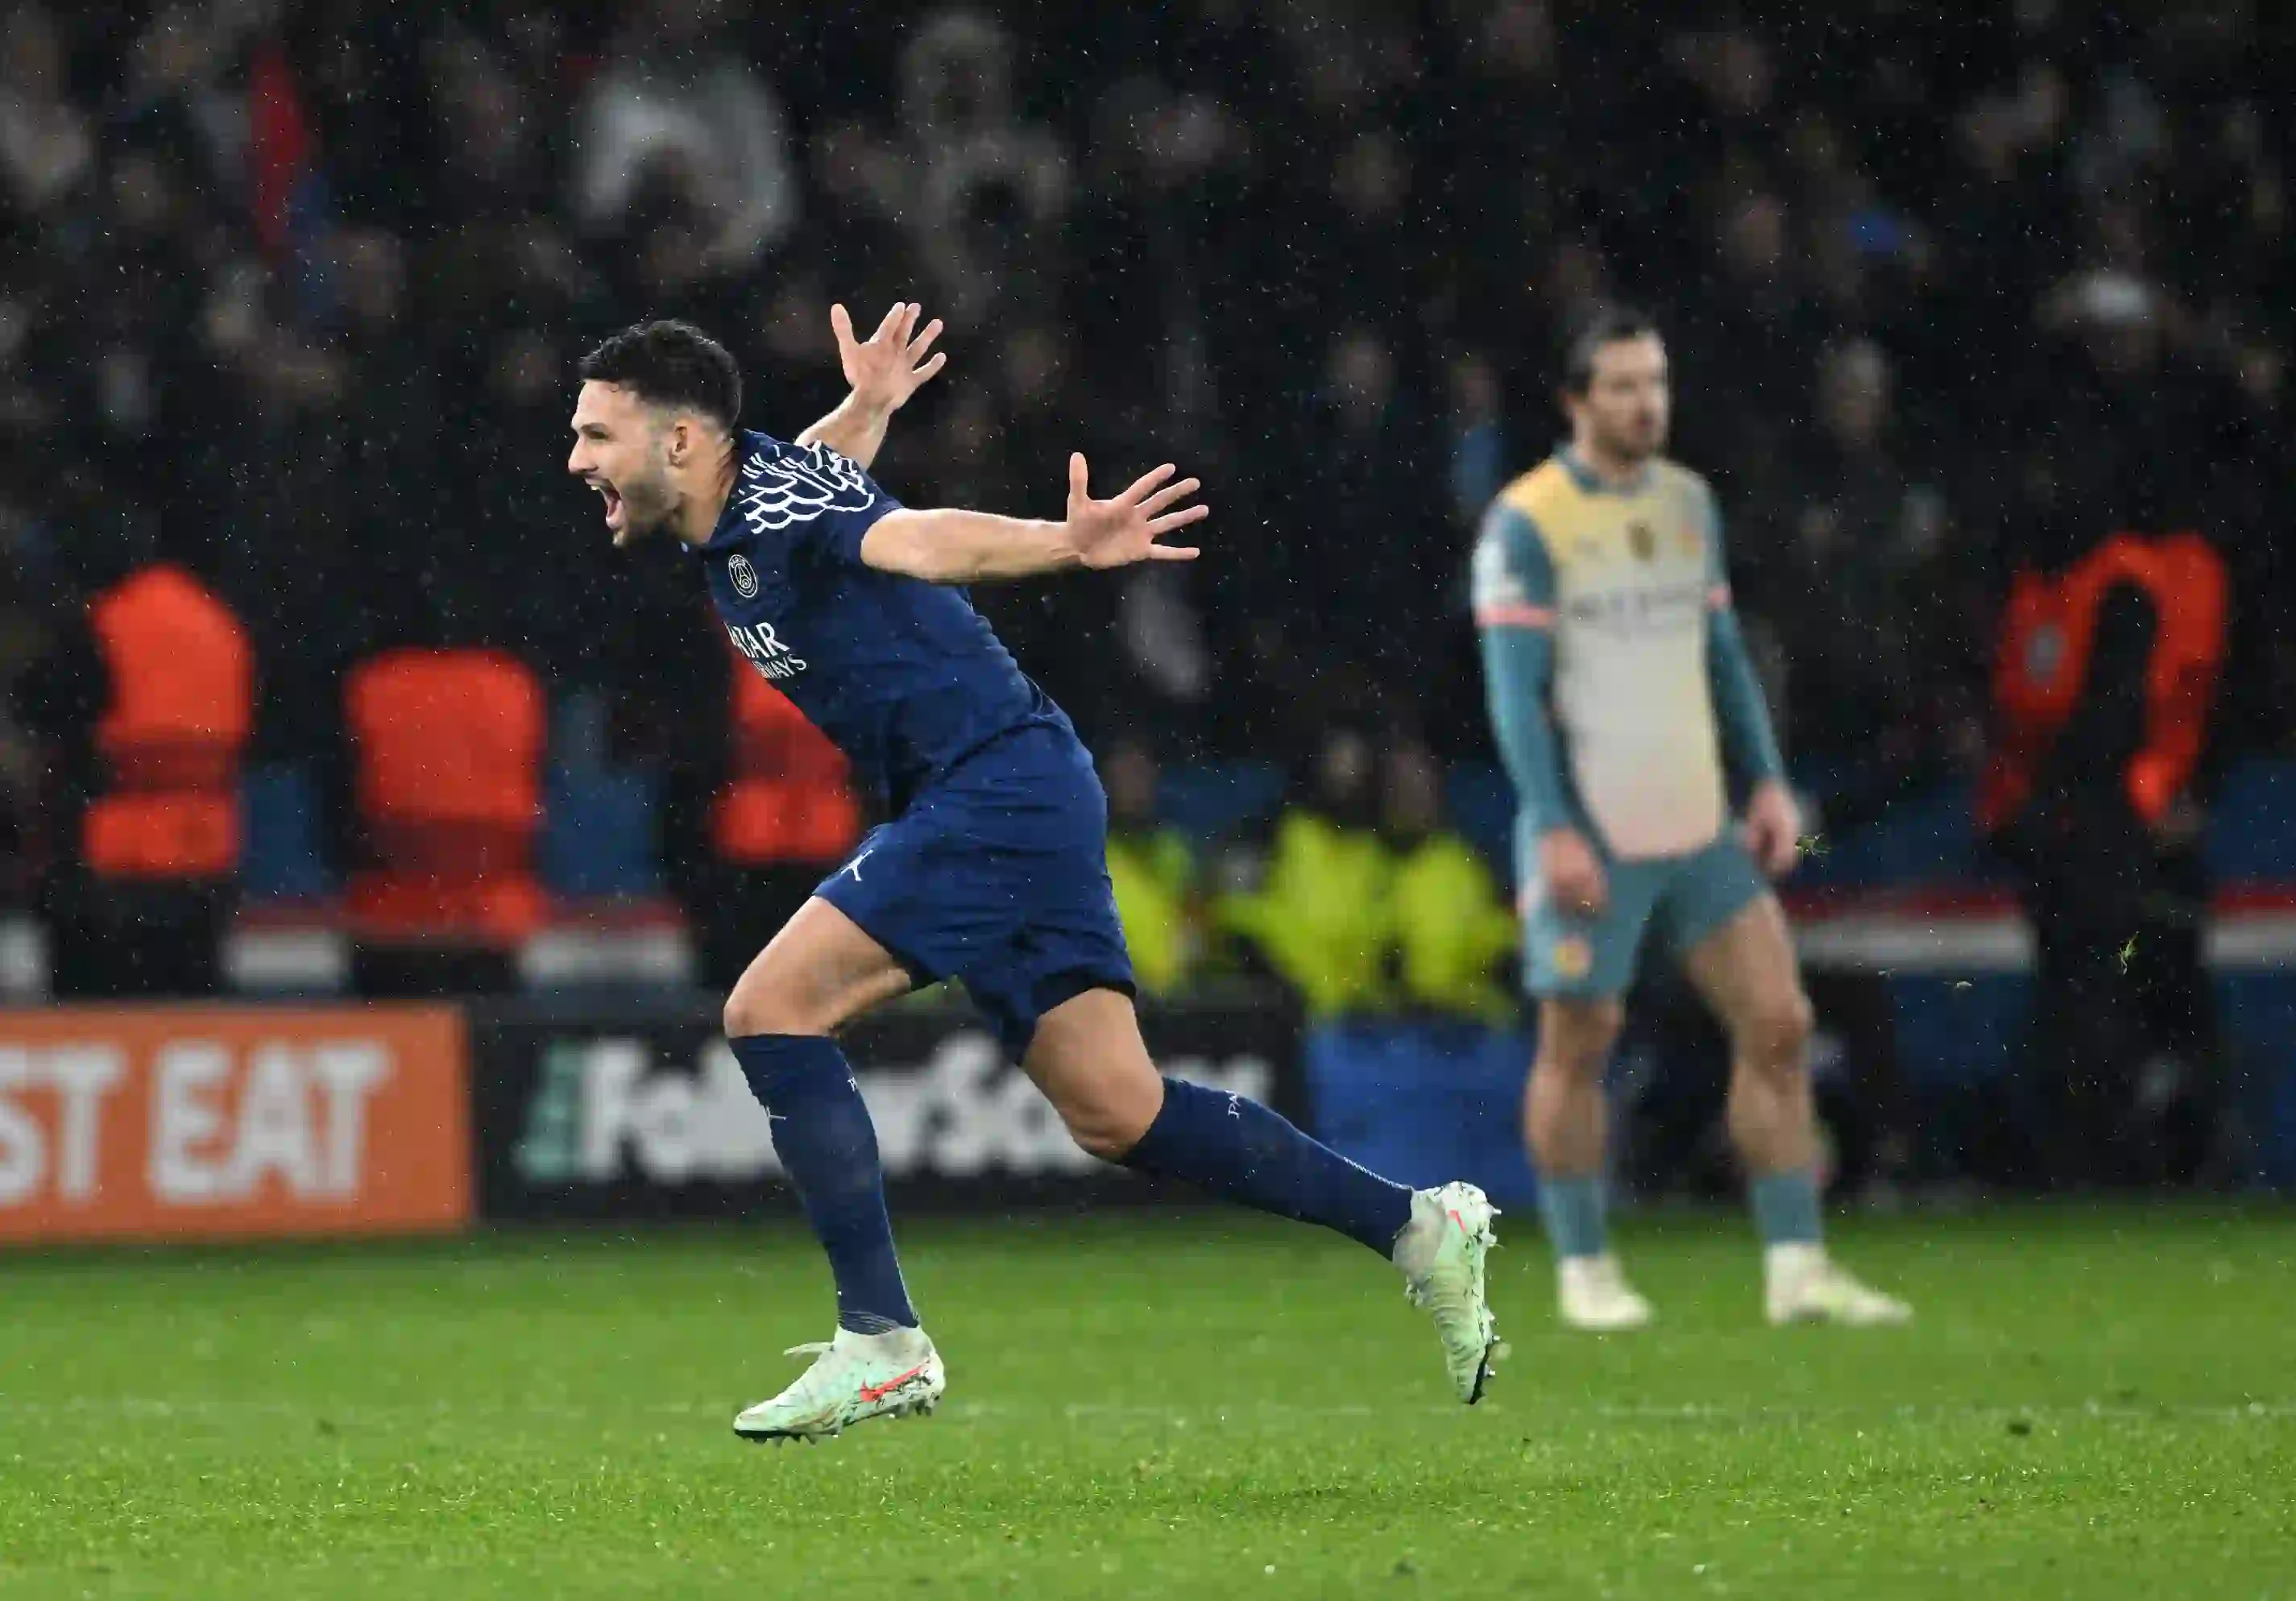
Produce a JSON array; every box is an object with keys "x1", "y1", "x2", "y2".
[{"x1": 566, "y1": 309, "x2": 1498, "y2": 1441}]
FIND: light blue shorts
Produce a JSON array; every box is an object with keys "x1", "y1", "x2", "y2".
[{"x1": 1520, "y1": 830, "x2": 1766, "y2": 999}]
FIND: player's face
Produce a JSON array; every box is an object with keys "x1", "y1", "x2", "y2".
[
  {"x1": 566, "y1": 380, "x2": 678, "y2": 548},
  {"x1": 1572, "y1": 334, "x2": 1671, "y2": 463}
]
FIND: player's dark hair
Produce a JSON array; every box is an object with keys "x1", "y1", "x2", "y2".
[
  {"x1": 1560, "y1": 306, "x2": 1661, "y2": 395},
  {"x1": 578, "y1": 318, "x2": 742, "y2": 429}
]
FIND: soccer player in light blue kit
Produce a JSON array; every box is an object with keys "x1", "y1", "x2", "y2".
[
  {"x1": 566, "y1": 306, "x2": 1499, "y2": 1440},
  {"x1": 1474, "y1": 309, "x2": 1909, "y2": 1331}
]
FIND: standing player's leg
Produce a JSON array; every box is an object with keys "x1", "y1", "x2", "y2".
[
  {"x1": 723, "y1": 895, "x2": 945, "y2": 1441},
  {"x1": 1681, "y1": 894, "x2": 1821, "y2": 1186},
  {"x1": 1678, "y1": 892, "x2": 1911, "y2": 1326},
  {"x1": 1020, "y1": 988, "x2": 1501, "y2": 1404},
  {"x1": 1524, "y1": 995, "x2": 1652, "y2": 1330},
  {"x1": 1519, "y1": 860, "x2": 1658, "y2": 1330}
]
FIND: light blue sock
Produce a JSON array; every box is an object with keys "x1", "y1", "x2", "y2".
[
  {"x1": 1536, "y1": 1173, "x2": 1609, "y2": 1260},
  {"x1": 1748, "y1": 1168, "x2": 1824, "y2": 1246}
]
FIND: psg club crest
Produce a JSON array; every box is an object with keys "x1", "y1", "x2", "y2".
[{"x1": 728, "y1": 554, "x2": 761, "y2": 600}]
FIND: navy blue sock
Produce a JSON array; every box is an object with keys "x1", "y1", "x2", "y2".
[
  {"x1": 730, "y1": 1034, "x2": 917, "y2": 1333},
  {"x1": 1121, "y1": 1077, "x2": 1415, "y2": 1255}
]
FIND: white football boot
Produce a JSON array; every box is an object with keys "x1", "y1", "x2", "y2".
[
  {"x1": 733, "y1": 1325, "x2": 946, "y2": 1443},
  {"x1": 1394, "y1": 1182, "x2": 1501, "y2": 1404},
  {"x1": 1763, "y1": 1243, "x2": 1913, "y2": 1327},
  {"x1": 1556, "y1": 1253, "x2": 1655, "y2": 1332}
]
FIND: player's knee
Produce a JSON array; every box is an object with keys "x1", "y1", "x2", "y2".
[
  {"x1": 723, "y1": 975, "x2": 823, "y2": 1039},
  {"x1": 1733, "y1": 991, "x2": 1814, "y2": 1075},
  {"x1": 721, "y1": 986, "x2": 776, "y2": 1039},
  {"x1": 1535, "y1": 1001, "x2": 1624, "y2": 1081}
]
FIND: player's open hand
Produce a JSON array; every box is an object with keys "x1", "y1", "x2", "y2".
[
  {"x1": 832, "y1": 301, "x2": 947, "y2": 414},
  {"x1": 1743, "y1": 780, "x2": 1805, "y2": 878},
  {"x1": 1063, "y1": 455, "x2": 1207, "y2": 570}
]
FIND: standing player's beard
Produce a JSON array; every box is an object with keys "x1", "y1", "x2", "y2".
[{"x1": 1602, "y1": 421, "x2": 1665, "y2": 464}]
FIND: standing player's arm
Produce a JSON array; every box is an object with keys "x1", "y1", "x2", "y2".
[
  {"x1": 1477, "y1": 500, "x2": 1609, "y2": 912},
  {"x1": 795, "y1": 302, "x2": 947, "y2": 471},
  {"x1": 1699, "y1": 488, "x2": 1800, "y2": 873},
  {"x1": 1473, "y1": 505, "x2": 1573, "y2": 836},
  {"x1": 1708, "y1": 612, "x2": 1788, "y2": 778},
  {"x1": 860, "y1": 455, "x2": 1205, "y2": 584},
  {"x1": 1699, "y1": 496, "x2": 1788, "y2": 788}
]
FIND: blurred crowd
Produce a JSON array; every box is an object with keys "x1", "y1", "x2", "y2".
[{"x1": 4, "y1": 0, "x2": 2294, "y2": 902}]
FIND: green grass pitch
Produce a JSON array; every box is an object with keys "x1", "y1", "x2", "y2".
[{"x1": 3, "y1": 1205, "x2": 2292, "y2": 1599}]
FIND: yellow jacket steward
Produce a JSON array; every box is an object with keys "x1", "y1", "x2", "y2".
[{"x1": 1107, "y1": 827, "x2": 1199, "y2": 995}]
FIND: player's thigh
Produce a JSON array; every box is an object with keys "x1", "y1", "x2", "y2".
[
  {"x1": 1677, "y1": 889, "x2": 1812, "y2": 1064},
  {"x1": 939, "y1": 735, "x2": 1138, "y2": 1062},
  {"x1": 1523, "y1": 856, "x2": 1657, "y2": 1007},
  {"x1": 1020, "y1": 986, "x2": 1164, "y2": 1158},
  {"x1": 722, "y1": 894, "x2": 915, "y2": 1038}
]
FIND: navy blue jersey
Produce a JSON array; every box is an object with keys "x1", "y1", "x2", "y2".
[{"x1": 694, "y1": 431, "x2": 1071, "y2": 811}]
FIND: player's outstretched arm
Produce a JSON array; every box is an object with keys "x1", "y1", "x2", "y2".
[
  {"x1": 860, "y1": 455, "x2": 1206, "y2": 584},
  {"x1": 796, "y1": 302, "x2": 947, "y2": 469}
]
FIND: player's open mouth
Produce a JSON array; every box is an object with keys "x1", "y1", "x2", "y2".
[{"x1": 592, "y1": 480, "x2": 624, "y2": 529}]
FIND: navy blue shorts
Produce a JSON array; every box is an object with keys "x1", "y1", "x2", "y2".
[{"x1": 814, "y1": 724, "x2": 1135, "y2": 1060}]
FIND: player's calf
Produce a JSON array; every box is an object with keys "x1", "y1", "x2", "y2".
[
  {"x1": 1523, "y1": 998, "x2": 1623, "y2": 1178},
  {"x1": 1523, "y1": 997, "x2": 1647, "y2": 1329},
  {"x1": 1715, "y1": 992, "x2": 1909, "y2": 1329},
  {"x1": 1026, "y1": 990, "x2": 1417, "y2": 1256},
  {"x1": 1720, "y1": 986, "x2": 1820, "y2": 1181},
  {"x1": 1024, "y1": 989, "x2": 1500, "y2": 1401},
  {"x1": 1024, "y1": 993, "x2": 1165, "y2": 1159}
]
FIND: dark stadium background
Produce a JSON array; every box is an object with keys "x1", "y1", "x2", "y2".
[
  {"x1": 9, "y1": 0, "x2": 2291, "y2": 774},
  {"x1": 4, "y1": 0, "x2": 2295, "y2": 1197}
]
